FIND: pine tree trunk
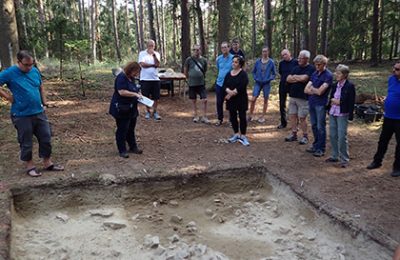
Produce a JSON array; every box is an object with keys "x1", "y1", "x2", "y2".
[
  {"x1": 90, "y1": 0, "x2": 97, "y2": 62},
  {"x1": 251, "y1": 0, "x2": 256, "y2": 58},
  {"x1": 371, "y1": 0, "x2": 379, "y2": 66},
  {"x1": 78, "y1": 0, "x2": 85, "y2": 38},
  {"x1": 217, "y1": 0, "x2": 230, "y2": 45},
  {"x1": 320, "y1": 0, "x2": 328, "y2": 55},
  {"x1": 195, "y1": 0, "x2": 206, "y2": 57},
  {"x1": 139, "y1": 0, "x2": 144, "y2": 49},
  {"x1": 181, "y1": 0, "x2": 190, "y2": 71},
  {"x1": 0, "y1": 0, "x2": 19, "y2": 68},
  {"x1": 378, "y1": 0, "x2": 384, "y2": 62},
  {"x1": 14, "y1": 0, "x2": 29, "y2": 50},
  {"x1": 292, "y1": 0, "x2": 298, "y2": 55},
  {"x1": 172, "y1": 3, "x2": 177, "y2": 65},
  {"x1": 302, "y1": 0, "x2": 309, "y2": 50},
  {"x1": 264, "y1": 0, "x2": 272, "y2": 54},
  {"x1": 111, "y1": 0, "x2": 121, "y2": 62},
  {"x1": 160, "y1": 0, "x2": 166, "y2": 61},
  {"x1": 309, "y1": 0, "x2": 318, "y2": 58},
  {"x1": 154, "y1": 0, "x2": 162, "y2": 57},
  {"x1": 132, "y1": 0, "x2": 141, "y2": 52},
  {"x1": 147, "y1": 0, "x2": 156, "y2": 43}
]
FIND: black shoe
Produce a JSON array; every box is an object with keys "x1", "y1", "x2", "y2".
[
  {"x1": 215, "y1": 120, "x2": 223, "y2": 126},
  {"x1": 277, "y1": 124, "x2": 286, "y2": 129},
  {"x1": 129, "y1": 147, "x2": 143, "y2": 154},
  {"x1": 119, "y1": 152, "x2": 129, "y2": 158},
  {"x1": 325, "y1": 157, "x2": 339, "y2": 163},
  {"x1": 367, "y1": 161, "x2": 382, "y2": 170},
  {"x1": 391, "y1": 170, "x2": 400, "y2": 177}
]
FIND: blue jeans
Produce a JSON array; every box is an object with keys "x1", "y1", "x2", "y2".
[
  {"x1": 309, "y1": 105, "x2": 327, "y2": 152},
  {"x1": 215, "y1": 85, "x2": 225, "y2": 122},
  {"x1": 329, "y1": 115, "x2": 349, "y2": 162}
]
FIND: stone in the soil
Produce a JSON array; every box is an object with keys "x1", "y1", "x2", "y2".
[
  {"x1": 55, "y1": 213, "x2": 69, "y2": 223},
  {"x1": 103, "y1": 220, "x2": 127, "y2": 230},
  {"x1": 205, "y1": 208, "x2": 213, "y2": 216},
  {"x1": 169, "y1": 200, "x2": 179, "y2": 207},
  {"x1": 170, "y1": 214, "x2": 183, "y2": 224},
  {"x1": 99, "y1": 173, "x2": 116, "y2": 185},
  {"x1": 143, "y1": 234, "x2": 160, "y2": 248},
  {"x1": 168, "y1": 234, "x2": 180, "y2": 243},
  {"x1": 89, "y1": 209, "x2": 114, "y2": 218},
  {"x1": 279, "y1": 227, "x2": 291, "y2": 235},
  {"x1": 186, "y1": 221, "x2": 197, "y2": 233}
]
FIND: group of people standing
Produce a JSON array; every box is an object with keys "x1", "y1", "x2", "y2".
[
  {"x1": 0, "y1": 42, "x2": 399, "y2": 178},
  {"x1": 212, "y1": 42, "x2": 356, "y2": 168}
]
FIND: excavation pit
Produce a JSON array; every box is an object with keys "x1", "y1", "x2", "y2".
[{"x1": 10, "y1": 167, "x2": 392, "y2": 259}]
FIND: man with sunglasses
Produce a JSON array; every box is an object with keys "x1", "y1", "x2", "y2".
[
  {"x1": 0, "y1": 50, "x2": 64, "y2": 177},
  {"x1": 367, "y1": 61, "x2": 400, "y2": 177}
]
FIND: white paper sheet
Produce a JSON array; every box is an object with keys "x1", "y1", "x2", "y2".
[{"x1": 138, "y1": 96, "x2": 154, "y2": 107}]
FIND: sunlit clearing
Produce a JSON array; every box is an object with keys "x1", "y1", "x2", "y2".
[{"x1": 57, "y1": 107, "x2": 103, "y2": 116}]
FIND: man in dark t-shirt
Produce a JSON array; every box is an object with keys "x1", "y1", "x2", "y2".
[
  {"x1": 278, "y1": 49, "x2": 298, "y2": 129},
  {"x1": 285, "y1": 50, "x2": 315, "y2": 145},
  {"x1": 229, "y1": 39, "x2": 245, "y2": 59}
]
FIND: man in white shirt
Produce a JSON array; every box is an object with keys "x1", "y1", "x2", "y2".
[{"x1": 138, "y1": 39, "x2": 162, "y2": 120}]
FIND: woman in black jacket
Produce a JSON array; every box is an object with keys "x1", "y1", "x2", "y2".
[
  {"x1": 326, "y1": 64, "x2": 356, "y2": 167},
  {"x1": 223, "y1": 55, "x2": 250, "y2": 146},
  {"x1": 109, "y1": 62, "x2": 143, "y2": 158}
]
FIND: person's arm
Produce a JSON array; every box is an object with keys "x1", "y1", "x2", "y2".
[
  {"x1": 39, "y1": 85, "x2": 48, "y2": 107},
  {"x1": 393, "y1": 245, "x2": 400, "y2": 260},
  {"x1": 309, "y1": 82, "x2": 330, "y2": 96},
  {"x1": 118, "y1": 89, "x2": 142, "y2": 98},
  {"x1": 270, "y1": 61, "x2": 276, "y2": 81},
  {"x1": 347, "y1": 83, "x2": 356, "y2": 121},
  {"x1": 183, "y1": 59, "x2": 189, "y2": 78},
  {"x1": 0, "y1": 88, "x2": 13, "y2": 103},
  {"x1": 304, "y1": 81, "x2": 313, "y2": 94}
]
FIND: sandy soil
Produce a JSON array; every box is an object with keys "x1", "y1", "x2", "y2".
[
  {"x1": 1, "y1": 79, "x2": 400, "y2": 256},
  {"x1": 10, "y1": 171, "x2": 392, "y2": 259}
]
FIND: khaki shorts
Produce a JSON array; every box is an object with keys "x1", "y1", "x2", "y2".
[{"x1": 288, "y1": 97, "x2": 309, "y2": 117}]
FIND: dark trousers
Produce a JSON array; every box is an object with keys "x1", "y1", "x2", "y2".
[
  {"x1": 279, "y1": 86, "x2": 288, "y2": 127},
  {"x1": 373, "y1": 117, "x2": 400, "y2": 170},
  {"x1": 115, "y1": 116, "x2": 138, "y2": 153},
  {"x1": 229, "y1": 109, "x2": 247, "y2": 135},
  {"x1": 11, "y1": 112, "x2": 52, "y2": 161},
  {"x1": 215, "y1": 85, "x2": 225, "y2": 122}
]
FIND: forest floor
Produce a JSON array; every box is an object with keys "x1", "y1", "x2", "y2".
[{"x1": 0, "y1": 63, "x2": 399, "y2": 258}]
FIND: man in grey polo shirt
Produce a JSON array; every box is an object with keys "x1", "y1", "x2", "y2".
[{"x1": 184, "y1": 44, "x2": 209, "y2": 123}]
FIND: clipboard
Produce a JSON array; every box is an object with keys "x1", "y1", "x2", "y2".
[{"x1": 138, "y1": 96, "x2": 154, "y2": 107}]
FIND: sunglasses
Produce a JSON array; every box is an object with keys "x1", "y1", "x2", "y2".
[{"x1": 18, "y1": 60, "x2": 35, "y2": 67}]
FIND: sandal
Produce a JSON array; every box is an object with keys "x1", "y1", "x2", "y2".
[
  {"x1": 45, "y1": 164, "x2": 64, "y2": 171},
  {"x1": 27, "y1": 167, "x2": 42, "y2": 177}
]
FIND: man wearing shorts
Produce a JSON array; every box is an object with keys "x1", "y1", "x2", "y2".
[
  {"x1": 184, "y1": 44, "x2": 209, "y2": 123},
  {"x1": 248, "y1": 46, "x2": 276, "y2": 123},
  {"x1": 285, "y1": 50, "x2": 315, "y2": 144},
  {"x1": 138, "y1": 39, "x2": 162, "y2": 120}
]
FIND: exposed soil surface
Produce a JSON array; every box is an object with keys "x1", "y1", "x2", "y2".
[
  {"x1": 1, "y1": 79, "x2": 400, "y2": 257},
  {"x1": 10, "y1": 170, "x2": 392, "y2": 259}
]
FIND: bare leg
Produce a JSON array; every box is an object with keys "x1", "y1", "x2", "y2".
[
  {"x1": 249, "y1": 96, "x2": 257, "y2": 119},
  {"x1": 299, "y1": 117, "x2": 308, "y2": 137},
  {"x1": 202, "y1": 99, "x2": 207, "y2": 117},
  {"x1": 289, "y1": 114, "x2": 298, "y2": 133},
  {"x1": 192, "y1": 99, "x2": 198, "y2": 117},
  {"x1": 261, "y1": 98, "x2": 269, "y2": 119}
]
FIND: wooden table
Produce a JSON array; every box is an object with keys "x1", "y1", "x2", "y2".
[{"x1": 158, "y1": 72, "x2": 187, "y2": 98}]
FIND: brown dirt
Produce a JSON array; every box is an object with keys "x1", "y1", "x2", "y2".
[{"x1": 1, "y1": 79, "x2": 400, "y2": 255}]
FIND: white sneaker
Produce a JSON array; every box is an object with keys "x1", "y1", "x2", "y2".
[
  {"x1": 257, "y1": 117, "x2": 266, "y2": 123},
  {"x1": 193, "y1": 116, "x2": 200, "y2": 123},
  {"x1": 200, "y1": 116, "x2": 210, "y2": 124}
]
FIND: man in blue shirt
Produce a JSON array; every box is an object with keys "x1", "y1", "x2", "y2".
[
  {"x1": 0, "y1": 50, "x2": 64, "y2": 177},
  {"x1": 215, "y1": 42, "x2": 234, "y2": 126},
  {"x1": 304, "y1": 55, "x2": 333, "y2": 157},
  {"x1": 367, "y1": 61, "x2": 400, "y2": 177}
]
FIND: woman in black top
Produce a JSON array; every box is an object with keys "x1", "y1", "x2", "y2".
[
  {"x1": 223, "y1": 55, "x2": 250, "y2": 146},
  {"x1": 109, "y1": 62, "x2": 143, "y2": 158}
]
